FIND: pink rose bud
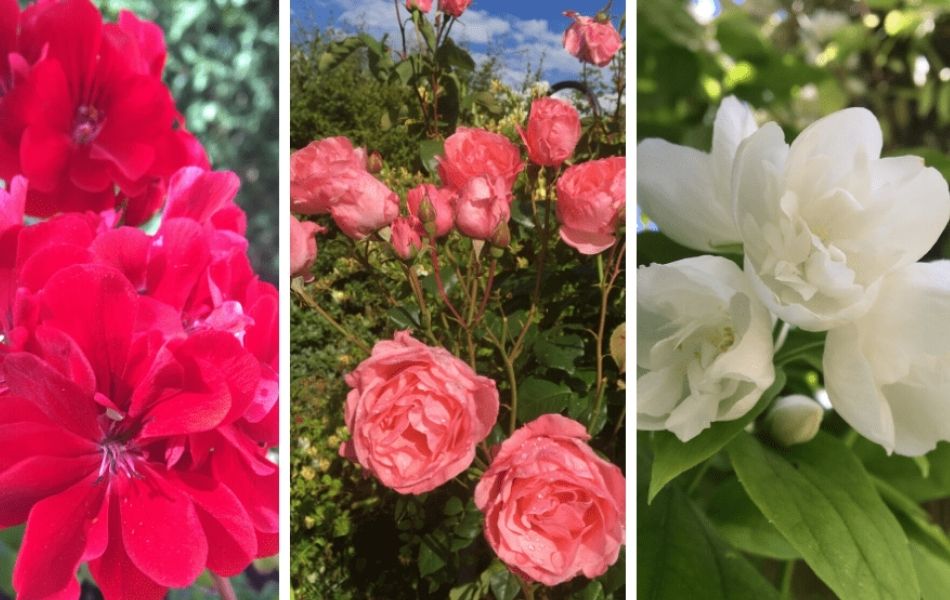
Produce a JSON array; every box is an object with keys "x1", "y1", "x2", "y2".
[
  {"x1": 406, "y1": 0, "x2": 432, "y2": 11},
  {"x1": 329, "y1": 170, "x2": 400, "y2": 240},
  {"x1": 438, "y1": 0, "x2": 471, "y2": 18},
  {"x1": 341, "y1": 331, "x2": 500, "y2": 494},
  {"x1": 518, "y1": 97, "x2": 582, "y2": 167},
  {"x1": 290, "y1": 137, "x2": 367, "y2": 214},
  {"x1": 367, "y1": 150, "x2": 384, "y2": 174},
  {"x1": 475, "y1": 414, "x2": 626, "y2": 586},
  {"x1": 455, "y1": 176, "x2": 511, "y2": 241},
  {"x1": 562, "y1": 10, "x2": 623, "y2": 67},
  {"x1": 290, "y1": 215, "x2": 326, "y2": 281},
  {"x1": 407, "y1": 183, "x2": 455, "y2": 238},
  {"x1": 437, "y1": 127, "x2": 523, "y2": 192},
  {"x1": 390, "y1": 216, "x2": 425, "y2": 260},
  {"x1": 556, "y1": 156, "x2": 625, "y2": 254}
]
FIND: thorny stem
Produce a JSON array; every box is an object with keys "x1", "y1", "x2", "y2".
[
  {"x1": 474, "y1": 258, "x2": 496, "y2": 325},
  {"x1": 211, "y1": 573, "x2": 237, "y2": 600},
  {"x1": 589, "y1": 241, "x2": 625, "y2": 435},
  {"x1": 429, "y1": 246, "x2": 466, "y2": 324},
  {"x1": 402, "y1": 262, "x2": 438, "y2": 345},
  {"x1": 291, "y1": 278, "x2": 372, "y2": 355}
]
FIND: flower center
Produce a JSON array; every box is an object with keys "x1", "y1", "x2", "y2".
[
  {"x1": 72, "y1": 105, "x2": 105, "y2": 145},
  {"x1": 96, "y1": 438, "x2": 143, "y2": 482}
]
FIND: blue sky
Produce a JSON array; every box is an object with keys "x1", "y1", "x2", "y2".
[{"x1": 290, "y1": 0, "x2": 625, "y2": 87}]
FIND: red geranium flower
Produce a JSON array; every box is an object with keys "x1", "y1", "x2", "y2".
[
  {"x1": 0, "y1": 0, "x2": 206, "y2": 221},
  {"x1": 0, "y1": 263, "x2": 275, "y2": 599}
]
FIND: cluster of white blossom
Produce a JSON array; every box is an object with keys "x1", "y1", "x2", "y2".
[{"x1": 637, "y1": 97, "x2": 950, "y2": 456}]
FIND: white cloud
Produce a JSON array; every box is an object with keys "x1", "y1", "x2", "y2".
[{"x1": 317, "y1": 0, "x2": 596, "y2": 84}]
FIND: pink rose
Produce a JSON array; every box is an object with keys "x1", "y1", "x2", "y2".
[
  {"x1": 390, "y1": 216, "x2": 424, "y2": 260},
  {"x1": 454, "y1": 176, "x2": 511, "y2": 241},
  {"x1": 290, "y1": 137, "x2": 366, "y2": 215},
  {"x1": 341, "y1": 332, "x2": 500, "y2": 494},
  {"x1": 407, "y1": 183, "x2": 455, "y2": 238},
  {"x1": 518, "y1": 97, "x2": 582, "y2": 167},
  {"x1": 289, "y1": 216, "x2": 325, "y2": 280},
  {"x1": 329, "y1": 169, "x2": 400, "y2": 240},
  {"x1": 556, "y1": 156, "x2": 625, "y2": 254},
  {"x1": 562, "y1": 11, "x2": 623, "y2": 67},
  {"x1": 290, "y1": 137, "x2": 367, "y2": 214},
  {"x1": 438, "y1": 0, "x2": 471, "y2": 18},
  {"x1": 475, "y1": 414, "x2": 626, "y2": 586},
  {"x1": 438, "y1": 127, "x2": 523, "y2": 192},
  {"x1": 406, "y1": 0, "x2": 432, "y2": 11}
]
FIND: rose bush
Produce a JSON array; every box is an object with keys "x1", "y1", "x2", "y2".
[{"x1": 290, "y1": 0, "x2": 626, "y2": 596}]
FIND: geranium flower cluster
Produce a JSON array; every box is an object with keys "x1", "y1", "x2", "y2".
[
  {"x1": 291, "y1": 92, "x2": 626, "y2": 586},
  {"x1": 637, "y1": 97, "x2": 950, "y2": 456},
  {"x1": 0, "y1": 2, "x2": 278, "y2": 598}
]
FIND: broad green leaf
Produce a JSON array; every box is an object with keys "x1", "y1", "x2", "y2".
[
  {"x1": 418, "y1": 536, "x2": 446, "y2": 577},
  {"x1": 532, "y1": 328, "x2": 585, "y2": 375},
  {"x1": 419, "y1": 139, "x2": 445, "y2": 176},
  {"x1": 436, "y1": 38, "x2": 475, "y2": 73},
  {"x1": 573, "y1": 581, "x2": 606, "y2": 600},
  {"x1": 0, "y1": 538, "x2": 14, "y2": 597},
  {"x1": 910, "y1": 533, "x2": 950, "y2": 600},
  {"x1": 706, "y1": 477, "x2": 799, "y2": 560},
  {"x1": 854, "y1": 438, "x2": 950, "y2": 502},
  {"x1": 728, "y1": 432, "x2": 919, "y2": 600},
  {"x1": 448, "y1": 582, "x2": 482, "y2": 600},
  {"x1": 517, "y1": 377, "x2": 572, "y2": 423},
  {"x1": 638, "y1": 486, "x2": 780, "y2": 600},
  {"x1": 648, "y1": 369, "x2": 786, "y2": 502},
  {"x1": 487, "y1": 562, "x2": 520, "y2": 600}
]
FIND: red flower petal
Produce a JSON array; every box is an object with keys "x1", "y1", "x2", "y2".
[
  {"x1": 171, "y1": 471, "x2": 257, "y2": 576},
  {"x1": 12, "y1": 472, "x2": 106, "y2": 600},
  {"x1": 117, "y1": 467, "x2": 208, "y2": 587},
  {"x1": 89, "y1": 495, "x2": 167, "y2": 600}
]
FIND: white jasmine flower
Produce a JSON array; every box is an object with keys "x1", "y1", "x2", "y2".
[
  {"x1": 733, "y1": 108, "x2": 950, "y2": 331},
  {"x1": 637, "y1": 96, "x2": 758, "y2": 252},
  {"x1": 638, "y1": 255, "x2": 775, "y2": 441},
  {"x1": 824, "y1": 261, "x2": 950, "y2": 456}
]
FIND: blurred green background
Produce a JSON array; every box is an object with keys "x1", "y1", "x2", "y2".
[
  {"x1": 0, "y1": 1, "x2": 279, "y2": 598},
  {"x1": 101, "y1": 0, "x2": 279, "y2": 284}
]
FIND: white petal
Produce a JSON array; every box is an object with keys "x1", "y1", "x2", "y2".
[
  {"x1": 786, "y1": 108, "x2": 882, "y2": 185},
  {"x1": 637, "y1": 139, "x2": 737, "y2": 251}
]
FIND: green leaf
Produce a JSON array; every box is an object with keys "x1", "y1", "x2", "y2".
[
  {"x1": 910, "y1": 533, "x2": 950, "y2": 600},
  {"x1": 638, "y1": 486, "x2": 780, "y2": 600},
  {"x1": 418, "y1": 536, "x2": 447, "y2": 577},
  {"x1": 648, "y1": 369, "x2": 786, "y2": 502},
  {"x1": 573, "y1": 581, "x2": 606, "y2": 600},
  {"x1": 636, "y1": 231, "x2": 703, "y2": 266},
  {"x1": 854, "y1": 438, "x2": 950, "y2": 502},
  {"x1": 448, "y1": 582, "x2": 482, "y2": 600},
  {"x1": 532, "y1": 328, "x2": 585, "y2": 375},
  {"x1": 443, "y1": 496, "x2": 464, "y2": 516},
  {"x1": 436, "y1": 37, "x2": 475, "y2": 73},
  {"x1": 412, "y1": 10, "x2": 437, "y2": 51},
  {"x1": 419, "y1": 139, "x2": 444, "y2": 176},
  {"x1": 728, "y1": 432, "x2": 920, "y2": 600},
  {"x1": 517, "y1": 377, "x2": 573, "y2": 423},
  {"x1": 706, "y1": 477, "x2": 799, "y2": 560},
  {"x1": 487, "y1": 562, "x2": 520, "y2": 600}
]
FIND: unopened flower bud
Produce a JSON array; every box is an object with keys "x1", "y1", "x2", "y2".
[
  {"x1": 765, "y1": 394, "x2": 824, "y2": 447},
  {"x1": 418, "y1": 195, "x2": 437, "y2": 224},
  {"x1": 367, "y1": 150, "x2": 384, "y2": 174},
  {"x1": 489, "y1": 221, "x2": 510, "y2": 248},
  {"x1": 595, "y1": 11, "x2": 610, "y2": 24}
]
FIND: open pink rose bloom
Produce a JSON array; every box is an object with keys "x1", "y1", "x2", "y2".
[
  {"x1": 475, "y1": 414, "x2": 626, "y2": 586},
  {"x1": 341, "y1": 331, "x2": 500, "y2": 494}
]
